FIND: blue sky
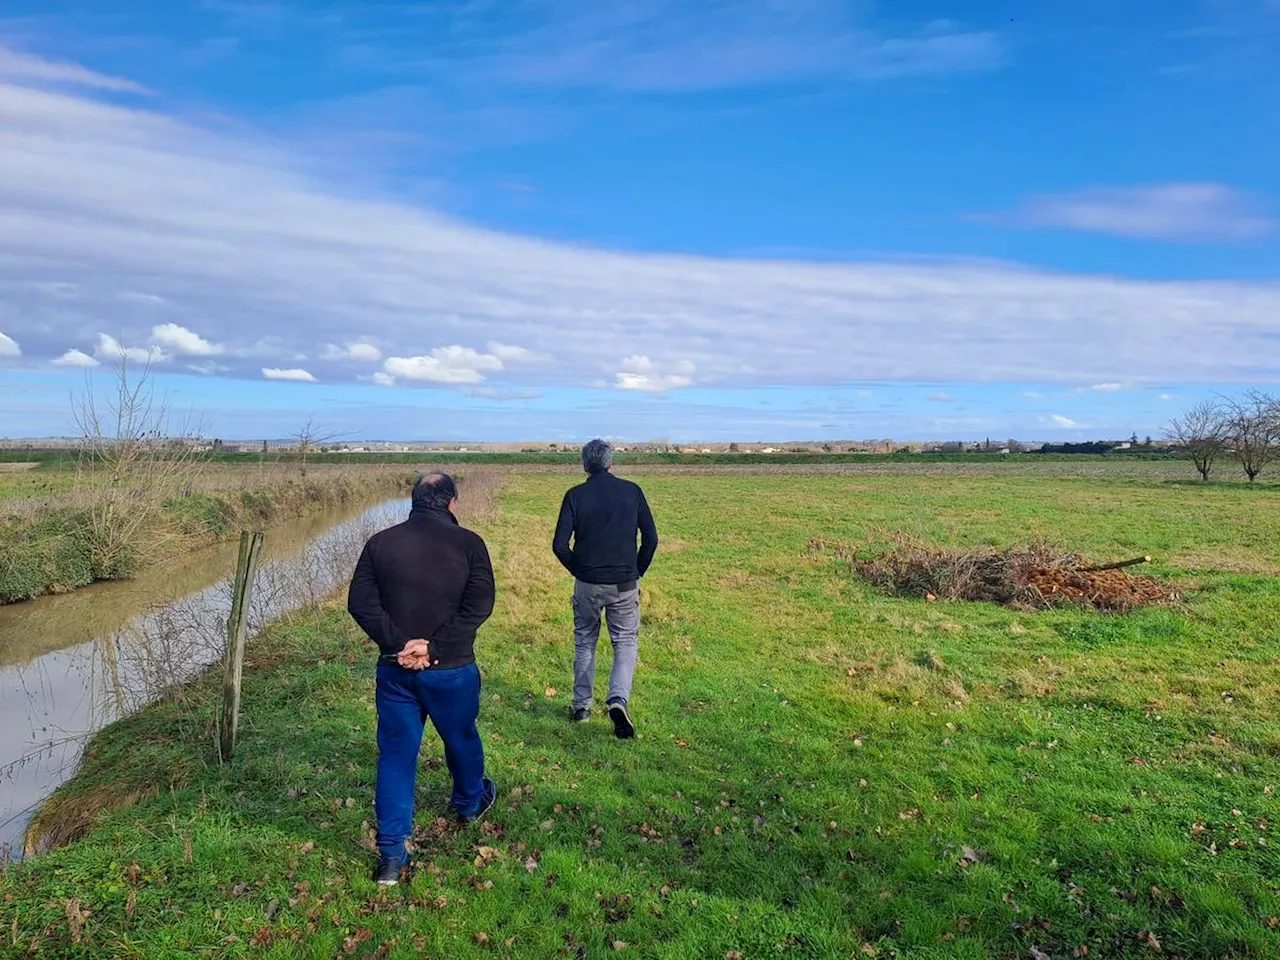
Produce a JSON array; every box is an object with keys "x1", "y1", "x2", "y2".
[{"x1": 0, "y1": 0, "x2": 1276, "y2": 441}]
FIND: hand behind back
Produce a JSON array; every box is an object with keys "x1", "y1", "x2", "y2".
[{"x1": 397, "y1": 638, "x2": 439, "y2": 670}]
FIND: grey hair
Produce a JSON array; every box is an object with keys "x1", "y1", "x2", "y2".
[{"x1": 581, "y1": 439, "x2": 613, "y2": 474}]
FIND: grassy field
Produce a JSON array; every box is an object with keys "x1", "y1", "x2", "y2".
[{"x1": 3, "y1": 468, "x2": 1280, "y2": 958}]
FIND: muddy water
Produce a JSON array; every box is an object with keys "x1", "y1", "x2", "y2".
[{"x1": 0, "y1": 497, "x2": 409, "y2": 856}]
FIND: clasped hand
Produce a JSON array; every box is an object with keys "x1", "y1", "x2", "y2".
[{"x1": 397, "y1": 638, "x2": 439, "y2": 670}]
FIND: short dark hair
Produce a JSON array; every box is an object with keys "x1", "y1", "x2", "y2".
[
  {"x1": 412, "y1": 472, "x2": 458, "y2": 510},
  {"x1": 582, "y1": 439, "x2": 613, "y2": 474}
]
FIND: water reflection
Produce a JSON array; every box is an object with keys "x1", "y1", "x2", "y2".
[{"x1": 0, "y1": 498, "x2": 408, "y2": 855}]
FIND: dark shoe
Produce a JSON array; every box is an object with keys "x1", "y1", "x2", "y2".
[
  {"x1": 572, "y1": 708, "x2": 591, "y2": 723},
  {"x1": 608, "y1": 701, "x2": 636, "y2": 739},
  {"x1": 458, "y1": 777, "x2": 497, "y2": 825},
  {"x1": 375, "y1": 851, "x2": 411, "y2": 886}
]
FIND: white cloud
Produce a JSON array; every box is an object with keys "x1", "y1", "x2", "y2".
[
  {"x1": 1021, "y1": 390, "x2": 1043, "y2": 399},
  {"x1": 384, "y1": 346, "x2": 504, "y2": 384},
  {"x1": 52, "y1": 348, "x2": 98, "y2": 367},
  {"x1": 856, "y1": 389, "x2": 873, "y2": 398},
  {"x1": 262, "y1": 367, "x2": 316, "y2": 382},
  {"x1": 487, "y1": 341, "x2": 549, "y2": 363},
  {"x1": 1006, "y1": 183, "x2": 1273, "y2": 242},
  {"x1": 0, "y1": 53, "x2": 1277, "y2": 396},
  {"x1": 322, "y1": 341, "x2": 382, "y2": 362},
  {"x1": 151, "y1": 322, "x2": 223, "y2": 356},
  {"x1": 188, "y1": 361, "x2": 229, "y2": 375},
  {"x1": 1089, "y1": 382, "x2": 1126, "y2": 392},
  {"x1": 615, "y1": 355, "x2": 695, "y2": 393},
  {"x1": 0, "y1": 45, "x2": 150, "y2": 94},
  {"x1": 0, "y1": 330, "x2": 19, "y2": 357},
  {"x1": 1159, "y1": 393, "x2": 1181, "y2": 402},
  {"x1": 1050, "y1": 414, "x2": 1078, "y2": 428},
  {"x1": 95, "y1": 333, "x2": 163, "y2": 364},
  {"x1": 369, "y1": 371, "x2": 396, "y2": 387},
  {"x1": 926, "y1": 392, "x2": 955, "y2": 403}
]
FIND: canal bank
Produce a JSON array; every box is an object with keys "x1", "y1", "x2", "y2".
[{"x1": 0, "y1": 496, "x2": 410, "y2": 856}]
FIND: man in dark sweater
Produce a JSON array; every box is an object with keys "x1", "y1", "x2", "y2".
[
  {"x1": 347, "y1": 473, "x2": 497, "y2": 886},
  {"x1": 552, "y1": 440, "x2": 659, "y2": 738}
]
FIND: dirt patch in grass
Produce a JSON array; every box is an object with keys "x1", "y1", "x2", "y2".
[{"x1": 814, "y1": 532, "x2": 1179, "y2": 613}]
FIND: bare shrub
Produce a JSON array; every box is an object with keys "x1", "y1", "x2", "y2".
[{"x1": 71, "y1": 354, "x2": 206, "y2": 577}]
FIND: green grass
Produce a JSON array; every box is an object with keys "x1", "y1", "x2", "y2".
[{"x1": 4, "y1": 470, "x2": 1280, "y2": 958}]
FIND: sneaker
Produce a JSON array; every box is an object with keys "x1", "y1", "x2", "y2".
[
  {"x1": 607, "y1": 701, "x2": 636, "y2": 739},
  {"x1": 375, "y1": 851, "x2": 412, "y2": 886},
  {"x1": 572, "y1": 708, "x2": 591, "y2": 723},
  {"x1": 458, "y1": 777, "x2": 497, "y2": 825}
]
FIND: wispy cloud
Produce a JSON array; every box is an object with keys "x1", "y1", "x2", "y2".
[
  {"x1": 0, "y1": 44, "x2": 150, "y2": 93},
  {"x1": 1050, "y1": 414, "x2": 1078, "y2": 428},
  {"x1": 469, "y1": 386, "x2": 542, "y2": 402},
  {"x1": 926, "y1": 392, "x2": 955, "y2": 403},
  {"x1": 999, "y1": 183, "x2": 1273, "y2": 242},
  {"x1": 1, "y1": 48, "x2": 1278, "y2": 401}
]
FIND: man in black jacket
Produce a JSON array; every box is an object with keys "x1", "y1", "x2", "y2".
[
  {"x1": 347, "y1": 473, "x2": 496, "y2": 886},
  {"x1": 552, "y1": 440, "x2": 659, "y2": 738}
]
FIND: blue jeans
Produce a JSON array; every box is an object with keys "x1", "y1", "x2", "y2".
[{"x1": 375, "y1": 661, "x2": 486, "y2": 858}]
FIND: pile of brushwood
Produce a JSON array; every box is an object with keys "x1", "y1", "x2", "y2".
[{"x1": 817, "y1": 532, "x2": 1177, "y2": 613}]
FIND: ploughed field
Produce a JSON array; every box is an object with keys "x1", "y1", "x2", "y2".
[{"x1": 3, "y1": 466, "x2": 1279, "y2": 958}]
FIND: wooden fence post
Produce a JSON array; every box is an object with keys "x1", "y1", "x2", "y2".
[{"x1": 220, "y1": 530, "x2": 264, "y2": 762}]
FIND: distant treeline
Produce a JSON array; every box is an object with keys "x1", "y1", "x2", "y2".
[{"x1": 0, "y1": 448, "x2": 1181, "y2": 468}]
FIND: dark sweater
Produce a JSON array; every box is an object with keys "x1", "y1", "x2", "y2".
[
  {"x1": 347, "y1": 506, "x2": 495, "y2": 667},
  {"x1": 552, "y1": 471, "x2": 659, "y2": 585}
]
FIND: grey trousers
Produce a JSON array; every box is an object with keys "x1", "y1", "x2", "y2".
[{"x1": 572, "y1": 580, "x2": 640, "y2": 710}]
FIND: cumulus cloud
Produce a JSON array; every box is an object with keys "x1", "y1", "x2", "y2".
[
  {"x1": 369, "y1": 371, "x2": 396, "y2": 387},
  {"x1": 95, "y1": 333, "x2": 163, "y2": 364},
  {"x1": 322, "y1": 341, "x2": 382, "y2": 362},
  {"x1": 0, "y1": 330, "x2": 19, "y2": 357},
  {"x1": 262, "y1": 367, "x2": 316, "y2": 382},
  {"x1": 615, "y1": 356, "x2": 695, "y2": 393},
  {"x1": 384, "y1": 346, "x2": 504, "y2": 384},
  {"x1": 1005, "y1": 183, "x2": 1273, "y2": 242},
  {"x1": 1050, "y1": 414, "x2": 1078, "y2": 428},
  {"x1": 0, "y1": 50, "x2": 1278, "y2": 396},
  {"x1": 52, "y1": 348, "x2": 99, "y2": 367},
  {"x1": 151, "y1": 322, "x2": 223, "y2": 356}
]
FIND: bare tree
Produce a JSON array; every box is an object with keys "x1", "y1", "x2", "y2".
[
  {"x1": 286, "y1": 417, "x2": 345, "y2": 479},
  {"x1": 1165, "y1": 401, "x2": 1227, "y2": 482},
  {"x1": 71, "y1": 351, "x2": 206, "y2": 577},
  {"x1": 1220, "y1": 391, "x2": 1279, "y2": 483}
]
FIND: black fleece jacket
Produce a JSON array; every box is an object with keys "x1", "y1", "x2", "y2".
[
  {"x1": 346, "y1": 506, "x2": 495, "y2": 667},
  {"x1": 552, "y1": 471, "x2": 659, "y2": 585}
]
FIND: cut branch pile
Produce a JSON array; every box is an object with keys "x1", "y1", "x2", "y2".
[{"x1": 829, "y1": 532, "x2": 1177, "y2": 612}]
